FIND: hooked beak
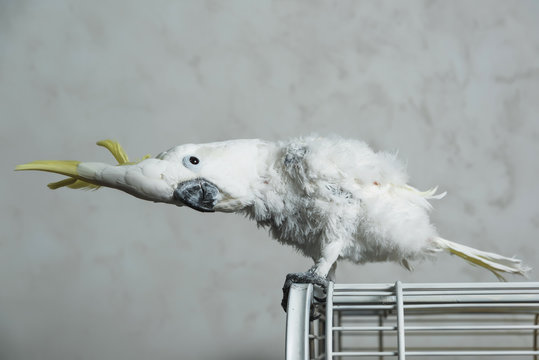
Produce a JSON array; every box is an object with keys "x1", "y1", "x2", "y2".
[{"x1": 173, "y1": 179, "x2": 220, "y2": 213}]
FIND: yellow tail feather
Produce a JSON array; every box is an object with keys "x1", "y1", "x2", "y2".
[{"x1": 434, "y1": 237, "x2": 530, "y2": 281}]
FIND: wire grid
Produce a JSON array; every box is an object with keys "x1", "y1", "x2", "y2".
[{"x1": 285, "y1": 282, "x2": 539, "y2": 360}]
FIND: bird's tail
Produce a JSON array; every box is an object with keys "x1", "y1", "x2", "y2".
[
  {"x1": 433, "y1": 237, "x2": 530, "y2": 281},
  {"x1": 15, "y1": 140, "x2": 150, "y2": 190}
]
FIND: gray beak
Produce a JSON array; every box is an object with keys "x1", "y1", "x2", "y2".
[{"x1": 173, "y1": 179, "x2": 220, "y2": 213}]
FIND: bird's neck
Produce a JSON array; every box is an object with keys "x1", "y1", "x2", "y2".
[{"x1": 242, "y1": 143, "x2": 299, "y2": 224}]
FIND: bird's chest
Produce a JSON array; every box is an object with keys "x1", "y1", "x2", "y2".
[{"x1": 263, "y1": 196, "x2": 327, "y2": 259}]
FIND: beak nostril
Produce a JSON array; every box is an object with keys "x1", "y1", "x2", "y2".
[{"x1": 200, "y1": 184, "x2": 206, "y2": 198}]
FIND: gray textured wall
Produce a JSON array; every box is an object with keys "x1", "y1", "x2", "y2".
[{"x1": 1, "y1": 1, "x2": 538, "y2": 359}]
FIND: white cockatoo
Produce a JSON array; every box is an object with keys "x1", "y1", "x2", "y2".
[{"x1": 16, "y1": 136, "x2": 529, "y2": 310}]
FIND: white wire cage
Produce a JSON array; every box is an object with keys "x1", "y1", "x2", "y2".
[{"x1": 285, "y1": 282, "x2": 539, "y2": 360}]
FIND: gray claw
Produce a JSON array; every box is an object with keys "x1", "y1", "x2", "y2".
[{"x1": 281, "y1": 270, "x2": 329, "y2": 314}]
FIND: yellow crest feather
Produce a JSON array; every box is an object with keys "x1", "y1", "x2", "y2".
[
  {"x1": 48, "y1": 178, "x2": 100, "y2": 190},
  {"x1": 15, "y1": 160, "x2": 81, "y2": 177},
  {"x1": 96, "y1": 139, "x2": 129, "y2": 164},
  {"x1": 16, "y1": 140, "x2": 151, "y2": 190},
  {"x1": 47, "y1": 178, "x2": 77, "y2": 189}
]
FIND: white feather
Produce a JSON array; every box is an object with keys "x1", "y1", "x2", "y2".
[
  {"x1": 20, "y1": 136, "x2": 528, "y2": 280},
  {"x1": 240, "y1": 136, "x2": 528, "y2": 279}
]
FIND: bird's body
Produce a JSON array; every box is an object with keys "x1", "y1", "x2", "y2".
[
  {"x1": 245, "y1": 137, "x2": 442, "y2": 277},
  {"x1": 16, "y1": 136, "x2": 528, "y2": 286}
]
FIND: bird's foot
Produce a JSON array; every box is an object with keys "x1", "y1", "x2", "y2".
[{"x1": 281, "y1": 269, "x2": 329, "y2": 319}]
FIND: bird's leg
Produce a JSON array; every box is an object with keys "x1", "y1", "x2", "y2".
[
  {"x1": 281, "y1": 240, "x2": 343, "y2": 313},
  {"x1": 327, "y1": 261, "x2": 337, "y2": 282},
  {"x1": 313, "y1": 262, "x2": 337, "y2": 302}
]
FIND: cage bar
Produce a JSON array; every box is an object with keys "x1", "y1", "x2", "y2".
[{"x1": 285, "y1": 282, "x2": 539, "y2": 359}]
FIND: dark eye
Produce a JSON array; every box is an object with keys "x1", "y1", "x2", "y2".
[{"x1": 189, "y1": 156, "x2": 200, "y2": 165}]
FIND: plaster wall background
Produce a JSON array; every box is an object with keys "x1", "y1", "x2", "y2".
[{"x1": 1, "y1": 1, "x2": 538, "y2": 359}]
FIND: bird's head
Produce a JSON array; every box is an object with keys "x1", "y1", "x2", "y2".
[
  {"x1": 154, "y1": 139, "x2": 271, "y2": 213},
  {"x1": 16, "y1": 138, "x2": 274, "y2": 214}
]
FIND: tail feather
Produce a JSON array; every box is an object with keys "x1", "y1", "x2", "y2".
[
  {"x1": 434, "y1": 237, "x2": 530, "y2": 281},
  {"x1": 405, "y1": 185, "x2": 447, "y2": 200}
]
